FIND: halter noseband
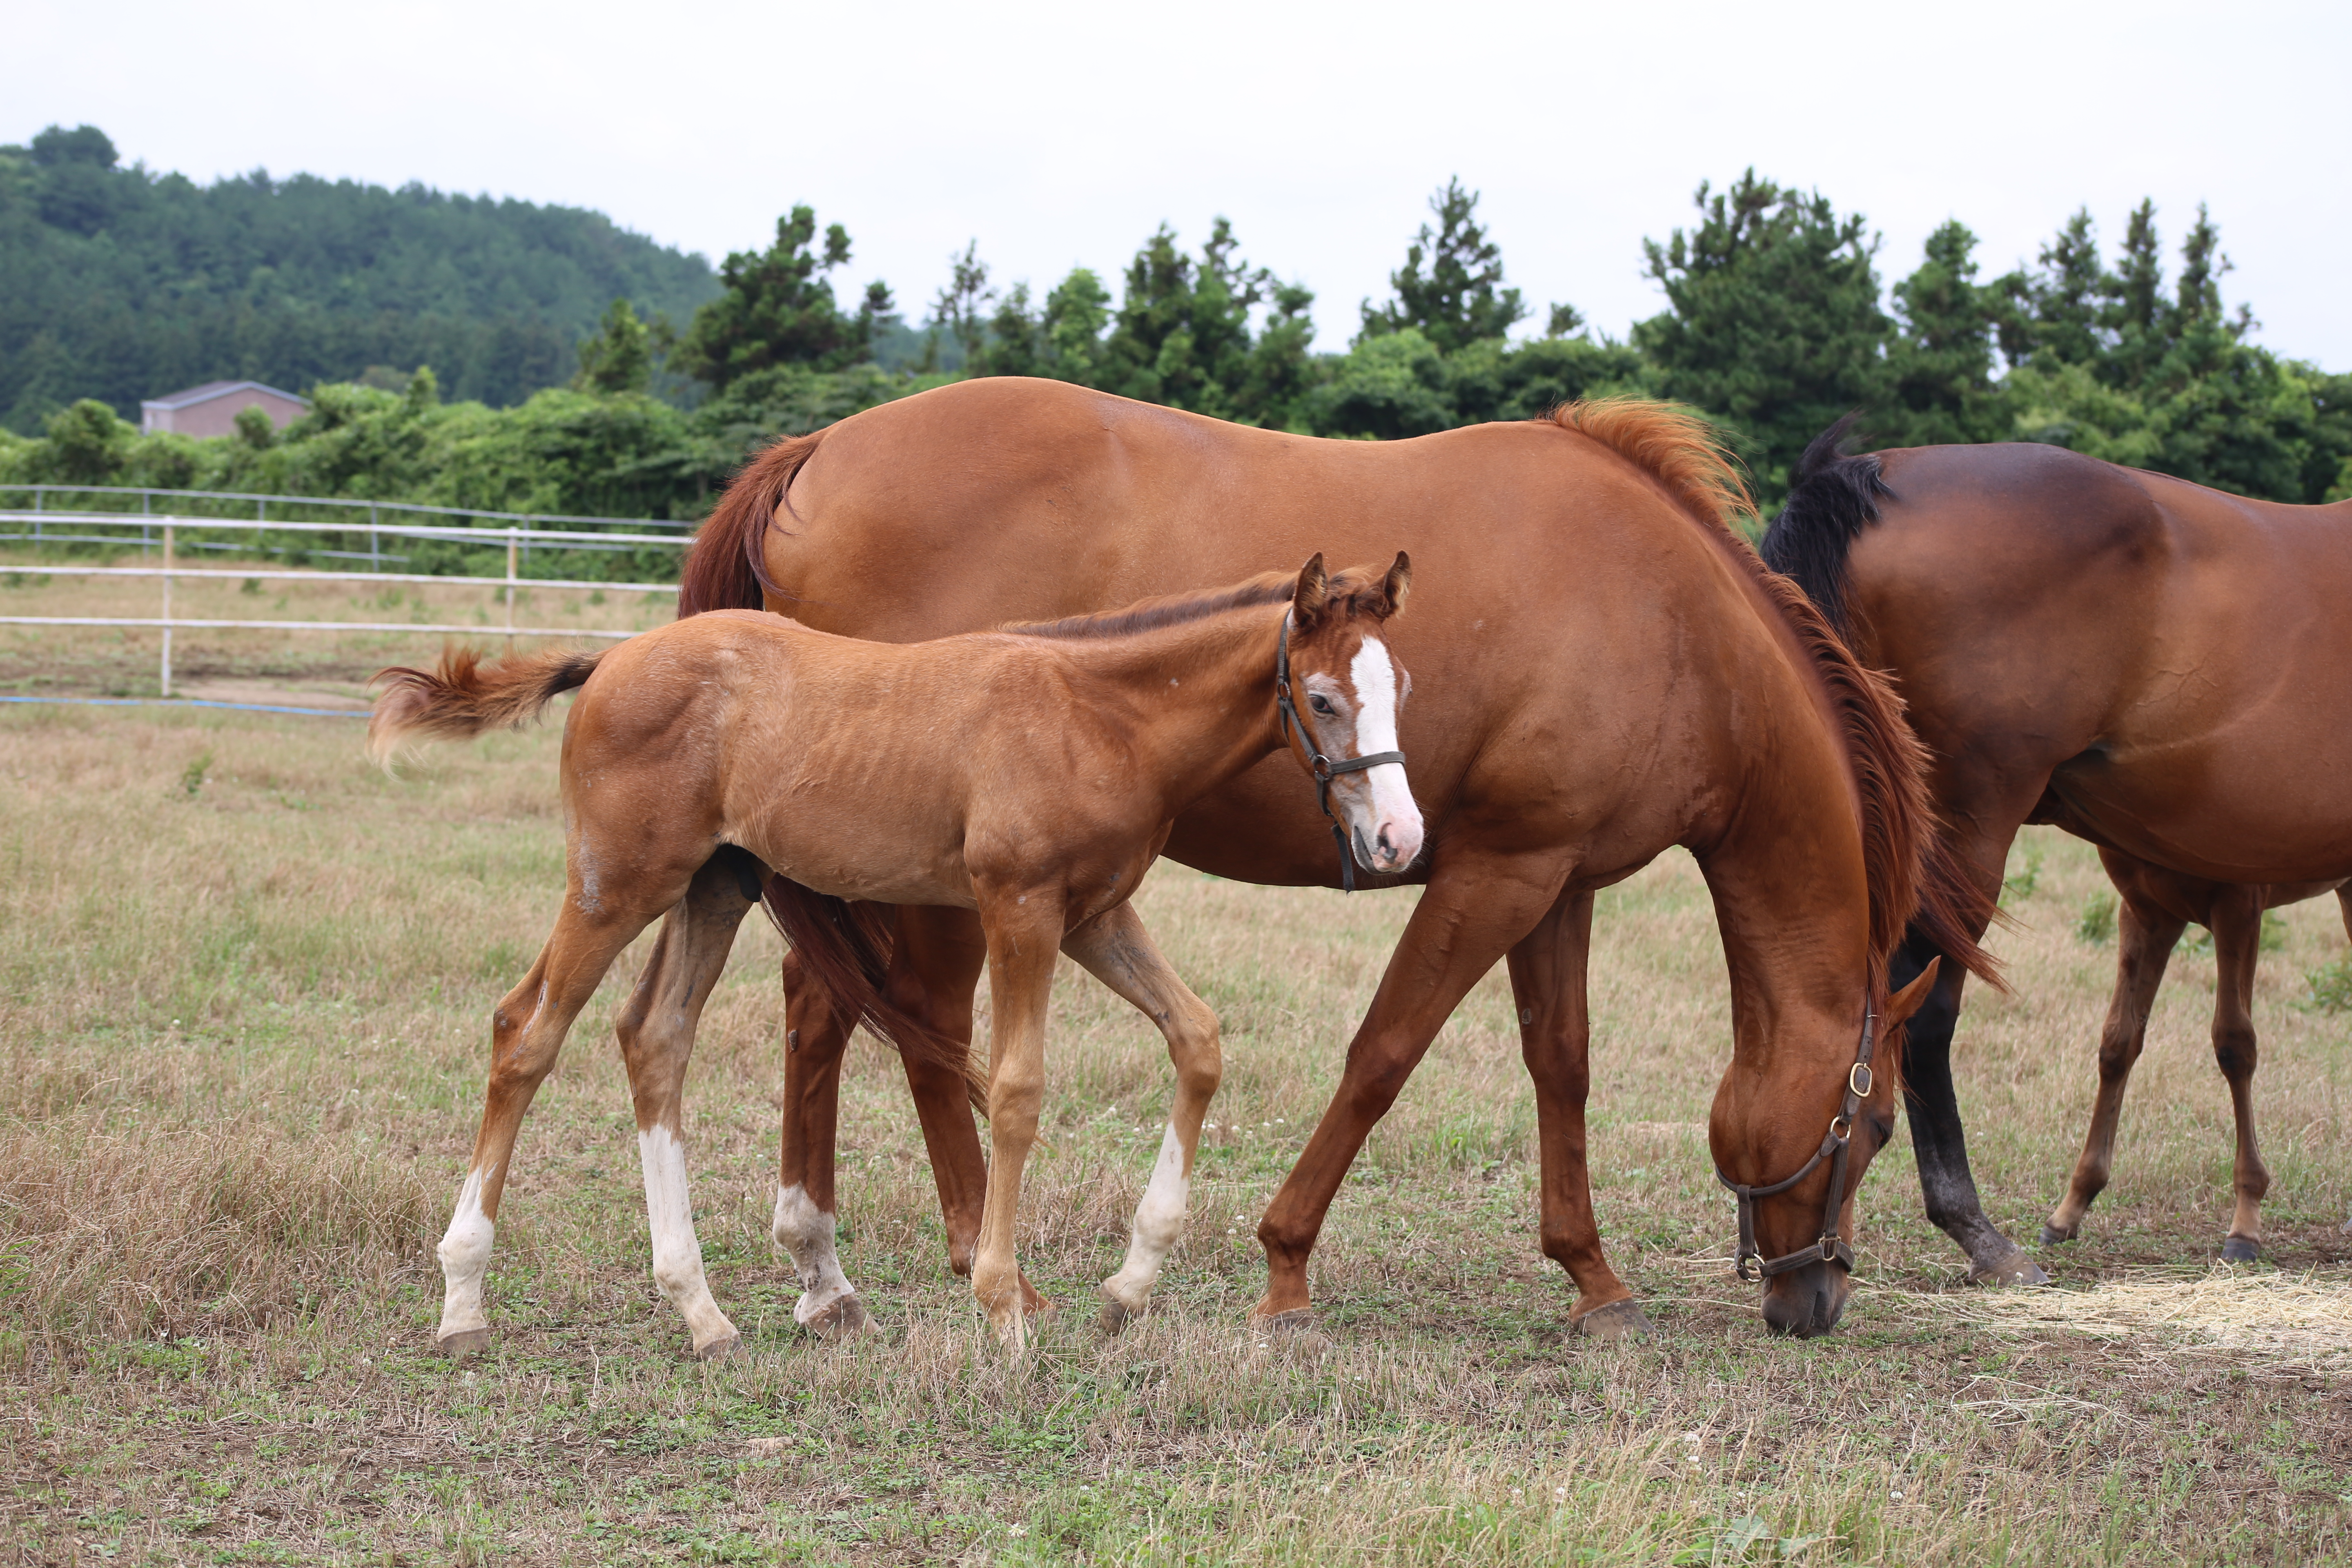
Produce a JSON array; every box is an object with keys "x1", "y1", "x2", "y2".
[
  {"x1": 1715, "y1": 1006, "x2": 1878, "y2": 1283},
  {"x1": 1274, "y1": 612, "x2": 1406, "y2": 894}
]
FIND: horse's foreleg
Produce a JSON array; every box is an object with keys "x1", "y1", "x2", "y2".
[
  {"x1": 1253, "y1": 850, "x2": 1570, "y2": 1327},
  {"x1": 437, "y1": 899, "x2": 657, "y2": 1353},
  {"x1": 971, "y1": 892, "x2": 1066, "y2": 1350},
  {"x1": 613, "y1": 849, "x2": 760, "y2": 1359},
  {"x1": 2210, "y1": 889, "x2": 2269, "y2": 1262},
  {"x1": 1061, "y1": 902, "x2": 1222, "y2": 1332},
  {"x1": 2042, "y1": 881, "x2": 2185, "y2": 1246},
  {"x1": 1504, "y1": 887, "x2": 1646, "y2": 1340}
]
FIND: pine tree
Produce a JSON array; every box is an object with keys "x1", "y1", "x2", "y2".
[{"x1": 1359, "y1": 178, "x2": 1526, "y2": 354}]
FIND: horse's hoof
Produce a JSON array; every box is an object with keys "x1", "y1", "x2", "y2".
[
  {"x1": 436, "y1": 1327, "x2": 492, "y2": 1358},
  {"x1": 1965, "y1": 1249, "x2": 2049, "y2": 1287},
  {"x1": 1250, "y1": 1306, "x2": 1316, "y2": 1336},
  {"x1": 1569, "y1": 1298, "x2": 1652, "y2": 1343},
  {"x1": 691, "y1": 1332, "x2": 742, "y2": 1363},
  {"x1": 1097, "y1": 1295, "x2": 1138, "y2": 1336},
  {"x1": 2221, "y1": 1236, "x2": 2261, "y2": 1264},
  {"x1": 799, "y1": 1293, "x2": 869, "y2": 1339},
  {"x1": 2038, "y1": 1224, "x2": 2076, "y2": 1247}
]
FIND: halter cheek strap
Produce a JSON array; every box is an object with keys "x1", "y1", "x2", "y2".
[
  {"x1": 1715, "y1": 1006, "x2": 1878, "y2": 1282},
  {"x1": 1274, "y1": 612, "x2": 1406, "y2": 893}
]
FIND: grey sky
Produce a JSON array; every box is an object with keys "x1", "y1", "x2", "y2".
[{"x1": 19, "y1": 0, "x2": 2351, "y2": 369}]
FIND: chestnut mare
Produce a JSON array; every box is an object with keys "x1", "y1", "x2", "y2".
[
  {"x1": 1764, "y1": 428, "x2": 2352, "y2": 1280},
  {"x1": 370, "y1": 554, "x2": 1421, "y2": 1353},
  {"x1": 679, "y1": 381, "x2": 1989, "y2": 1339},
  {"x1": 2045, "y1": 851, "x2": 2348, "y2": 1259}
]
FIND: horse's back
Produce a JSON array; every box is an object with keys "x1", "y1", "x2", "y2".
[{"x1": 1858, "y1": 443, "x2": 2352, "y2": 878}]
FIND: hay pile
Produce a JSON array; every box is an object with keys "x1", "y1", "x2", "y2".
[{"x1": 1927, "y1": 1269, "x2": 2352, "y2": 1375}]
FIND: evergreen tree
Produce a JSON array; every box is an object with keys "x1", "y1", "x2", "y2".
[
  {"x1": 1883, "y1": 221, "x2": 2009, "y2": 446},
  {"x1": 1098, "y1": 220, "x2": 1306, "y2": 426},
  {"x1": 1359, "y1": 178, "x2": 1526, "y2": 354},
  {"x1": 1632, "y1": 170, "x2": 1890, "y2": 502},
  {"x1": 573, "y1": 298, "x2": 653, "y2": 394},
  {"x1": 672, "y1": 207, "x2": 878, "y2": 388}
]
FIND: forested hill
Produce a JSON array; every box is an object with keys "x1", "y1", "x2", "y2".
[{"x1": 0, "y1": 125, "x2": 717, "y2": 430}]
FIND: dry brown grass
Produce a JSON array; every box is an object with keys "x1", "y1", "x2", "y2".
[{"x1": 4, "y1": 690, "x2": 2352, "y2": 1564}]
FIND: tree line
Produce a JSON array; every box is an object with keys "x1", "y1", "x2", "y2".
[
  {"x1": 0, "y1": 124, "x2": 718, "y2": 429},
  {"x1": 4, "y1": 132, "x2": 2345, "y2": 542}
]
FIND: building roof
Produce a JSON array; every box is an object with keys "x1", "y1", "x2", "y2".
[{"x1": 141, "y1": 380, "x2": 311, "y2": 411}]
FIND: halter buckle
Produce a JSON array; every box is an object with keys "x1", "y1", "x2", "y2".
[
  {"x1": 1849, "y1": 1062, "x2": 1873, "y2": 1098},
  {"x1": 1817, "y1": 1236, "x2": 1841, "y2": 1264}
]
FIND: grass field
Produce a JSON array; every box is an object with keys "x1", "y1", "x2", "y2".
[{"x1": 5, "y1": 614, "x2": 2352, "y2": 1562}]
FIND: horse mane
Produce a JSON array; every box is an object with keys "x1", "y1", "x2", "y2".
[
  {"x1": 999, "y1": 573, "x2": 1296, "y2": 640},
  {"x1": 1756, "y1": 415, "x2": 1891, "y2": 639},
  {"x1": 1546, "y1": 399, "x2": 1998, "y2": 991},
  {"x1": 677, "y1": 431, "x2": 826, "y2": 617}
]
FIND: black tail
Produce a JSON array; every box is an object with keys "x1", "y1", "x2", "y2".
[
  {"x1": 1758, "y1": 415, "x2": 1892, "y2": 640},
  {"x1": 763, "y1": 877, "x2": 987, "y2": 1111}
]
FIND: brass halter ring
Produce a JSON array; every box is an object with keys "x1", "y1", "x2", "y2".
[
  {"x1": 1715, "y1": 1006, "x2": 1878, "y2": 1282},
  {"x1": 1274, "y1": 613, "x2": 1405, "y2": 893}
]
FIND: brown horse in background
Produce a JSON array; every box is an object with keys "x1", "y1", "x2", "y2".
[
  {"x1": 679, "y1": 380, "x2": 1987, "y2": 1339},
  {"x1": 1764, "y1": 427, "x2": 2352, "y2": 1281},
  {"x1": 372, "y1": 555, "x2": 1419, "y2": 1352},
  {"x1": 2044, "y1": 851, "x2": 2349, "y2": 1259}
]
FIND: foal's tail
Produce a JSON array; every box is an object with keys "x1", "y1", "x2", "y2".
[{"x1": 367, "y1": 645, "x2": 605, "y2": 767}]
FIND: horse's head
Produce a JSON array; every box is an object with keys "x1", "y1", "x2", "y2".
[
  {"x1": 1719, "y1": 960, "x2": 1940, "y2": 1338},
  {"x1": 1280, "y1": 552, "x2": 1423, "y2": 878}
]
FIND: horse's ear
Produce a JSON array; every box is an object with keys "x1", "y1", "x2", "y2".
[
  {"x1": 1292, "y1": 552, "x2": 1331, "y2": 630},
  {"x1": 1884, "y1": 958, "x2": 1941, "y2": 1032},
  {"x1": 1376, "y1": 551, "x2": 1412, "y2": 618}
]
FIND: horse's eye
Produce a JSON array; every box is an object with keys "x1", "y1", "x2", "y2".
[{"x1": 1309, "y1": 695, "x2": 1335, "y2": 715}]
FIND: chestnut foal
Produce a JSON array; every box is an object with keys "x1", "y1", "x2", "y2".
[{"x1": 370, "y1": 554, "x2": 1419, "y2": 1354}]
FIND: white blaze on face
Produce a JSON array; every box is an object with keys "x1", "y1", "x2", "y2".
[
  {"x1": 771, "y1": 1182, "x2": 858, "y2": 1325},
  {"x1": 636, "y1": 1123, "x2": 737, "y2": 1352},
  {"x1": 437, "y1": 1166, "x2": 495, "y2": 1339},
  {"x1": 1348, "y1": 636, "x2": 1423, "y2": 866}
]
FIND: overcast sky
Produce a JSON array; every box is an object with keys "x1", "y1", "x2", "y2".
[{"x1": 18, "y1": 0, "x2": 2351, "y2": 369}]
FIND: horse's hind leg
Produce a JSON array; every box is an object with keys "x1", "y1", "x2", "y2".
[
  {"x1": 1060, "y1": 902, "x2": 1222, "y2": 1332},
  {"x1": 773, "y1": 943, "x2": 864, "y2": 1336},
  {"x1": 774, "y1": 904, "x2": 1022, "y2": 1335},
  {"x1": 2042, "y1": 871, "x2": 2185, "y2": 1246},
  {"x1": 2209, "y1": 887, "x2": 2269, "y2": 1262},
  {"x1": 613, "y1": 846, "x2": 764, "y2": 1358},
  {"x1": 437, "y1": 897, "x2": 666, "y2": 1354}
]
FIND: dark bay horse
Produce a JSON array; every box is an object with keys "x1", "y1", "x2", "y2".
[
  {"x1": 370, "y1": 556, "x2": 1419, "y2": 1352},
  {"x1": 2044, "y1": 850, "x2": 2348, "y2": 1259},
  {"x1": 679, "y1": 380, "x2": 1985, "y2": 1339},
  {"x1": 1763, "y1": 430, "x2": 2352, "y2": 1281}
]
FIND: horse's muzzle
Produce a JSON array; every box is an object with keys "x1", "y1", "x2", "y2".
[{"x1": 1760, "y1": 1258, "x2": 1851, "y2": 1337}]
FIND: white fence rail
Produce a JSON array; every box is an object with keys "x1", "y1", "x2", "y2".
[{"x1": 0, "y1": 510, "x2": 686, "y2": 697}]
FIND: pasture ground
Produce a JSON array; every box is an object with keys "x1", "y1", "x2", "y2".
[{"x1": 3, "y1": 581, "x2": 2351, "y2": 1564}]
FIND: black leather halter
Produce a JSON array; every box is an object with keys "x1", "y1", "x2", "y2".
[
  {"x1": 1274, "y1": 613, "x2": 1406, "y2": 893},
  {"x1": 1715, "y1": 1006, "x2": 1878, "y2": 1282}
]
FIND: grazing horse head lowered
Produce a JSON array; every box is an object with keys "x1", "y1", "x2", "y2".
[{"x1": 369, "y1": 552, "x2": 1417, "y2": 1354}]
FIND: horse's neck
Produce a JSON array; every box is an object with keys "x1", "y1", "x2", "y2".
[
  {"x1": 1048, "y1": 612, "x2": 1285, "y2": 788},
  {"x1": 1692, "y1": 717, "x2": 1877, "y2": 1080}
]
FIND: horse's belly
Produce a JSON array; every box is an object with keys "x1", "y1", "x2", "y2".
[
  {"x1": 2056, "y1": 743, "x2": 2352, "y2": 883},
  {"x1": 730, "y1": 806, "x2": 975, "y2": 909}
]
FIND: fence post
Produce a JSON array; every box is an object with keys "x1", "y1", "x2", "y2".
[
  {"x1": 370, "y1": 503, "x2": 380, "y2": 573},
  {"x1": 506, "y1": 529, "x2": 519, "y2": 649},
  {"x1": 160, "y1": 523, "x2": 174, "y2": 698}
]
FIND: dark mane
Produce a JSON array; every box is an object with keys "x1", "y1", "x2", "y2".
[
  {"x1": 1757, "y1": 415, "x2": 1892, "y2": 639},
  {"x1": 1545, "y1": 398, "x2": 1998, "y2": 995},
  {"x1": 999, "y1": 572, "x2": 1296, "y2": 640}
]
